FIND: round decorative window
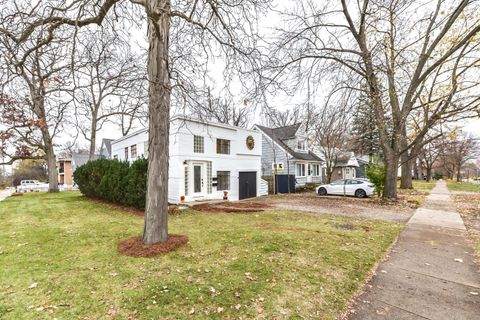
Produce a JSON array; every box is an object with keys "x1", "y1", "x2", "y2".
[{"x1": 246, "y1": 135, "x2": 255, "y2": 150}]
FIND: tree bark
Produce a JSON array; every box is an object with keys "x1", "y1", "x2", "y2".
[
  {"x1": 426, "y1": 167, "x2": 432, "y2": 181},
  {"x1": 456, "y1": 166, "x2": 462, "y2": 182},
  {"x1": 143, "y1": 0, "x2": 171, "y2": 244},
  {"x1": 34, "y1": 96, "x2": 59, "y2": 193},
  {"x1": 383, "y1": 155, "x2": 398, "y2": 199},
  {"x1": 400, "y1": 155, "x2": 413, "y2": 189},
  {"x1": 89, "y1": 115, "x2": 97, "y2": 160}
]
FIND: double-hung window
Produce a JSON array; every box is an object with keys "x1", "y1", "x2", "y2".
[
  {"x1": 216, "y1": 139, "x2": 230, "y2": 154},
  {"x1": 312, "y1": 164, "x2": 320, "y2": 176},
  {"x1": 124, "y1": 147, "x2": 129, "y2": 160},
  {"x1": 131, "y1": 144, "x2": 137, "y2": 158}
]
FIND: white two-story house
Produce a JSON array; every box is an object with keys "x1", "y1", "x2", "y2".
[
  {"x1": 254, "y1": 123, "x2": 323, "y2": 189},
  {"x1": 110, "y1": 116, "x2": 263, "y2": 203}
]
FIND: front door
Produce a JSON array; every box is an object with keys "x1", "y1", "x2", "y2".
[
  {"x1": 306, "y1": 164, "x2": 313, "y2": 183},
  {"x1": 192, "y1": 163, "x2": 205, "y2": 196}
]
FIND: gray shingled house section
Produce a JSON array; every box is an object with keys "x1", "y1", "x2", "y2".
[{"x1": 255, "y1": 123, "x2": 323, "y2": 186}]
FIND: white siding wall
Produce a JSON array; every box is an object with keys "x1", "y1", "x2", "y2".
[{"x1": 111, "y1": 117, "x2": 262, "y2": 204}]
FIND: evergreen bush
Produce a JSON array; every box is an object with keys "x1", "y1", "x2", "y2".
[
  {"x1": 365, "y1": 162, "x2": 386, "y2": 197},
  {"x1": 74, "y1": 158, "x2": 148, "y2": 209}
]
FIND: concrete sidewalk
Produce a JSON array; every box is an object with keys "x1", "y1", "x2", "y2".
[
  {"x1": 0, "y1": 188, "x2": 13, "y2": 201},
  {"x1": 348, "y1": 181, "x2": 480, "y2": 320}
]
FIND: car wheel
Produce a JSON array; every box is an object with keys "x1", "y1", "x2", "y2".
[
  {"x1": 355, "y1": 189, "x2": 367, "y2": 198},
  {"x1": 318, "y1": 187, "x2": 327, "y2": 196}
]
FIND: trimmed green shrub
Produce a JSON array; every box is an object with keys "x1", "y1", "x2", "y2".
[
  {"x1": 365, "y1": 162, "x2": 386, "y2": 197},
  {"x1": 74, "y1": 158, "x2": 148, "y2": 209}
]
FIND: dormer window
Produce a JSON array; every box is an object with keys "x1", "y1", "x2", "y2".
[{"x1": 297, "y1": 140, "x2": 306, "y2": 151}]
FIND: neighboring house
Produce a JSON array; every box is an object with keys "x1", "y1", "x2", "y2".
[
  {"x1": 110, "y1": 116, "x2": 264, "y2": 203},
  {"x1": 356, "y1": 155, "x2": 369, "y2": 178},
  {"x1": 57, "y1": 153, "x2": 99, "y2": 187},
  {"x1": 329, "y1": 152, "x2": 359, "y2": 181},
  {"x1": 254, "y1": 123, "x2": 323, "y2": 187},
  {"x1": 99, "y1": 138, "x2": 114, "y2": 159}
]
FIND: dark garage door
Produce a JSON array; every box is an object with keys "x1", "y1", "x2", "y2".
[{"x1": 239, "y1": 171, "x2": 257, "y2": 200}]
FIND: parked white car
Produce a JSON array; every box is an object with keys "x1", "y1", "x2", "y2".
[
  {"x1": 316, "y1": 179, "x2": 375, "y2": 198},
  {"x1": 17, "y1": 180, "x2": 49, "y2": 192}
]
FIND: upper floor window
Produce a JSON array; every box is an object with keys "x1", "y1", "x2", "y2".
[
  {"x1": 194, "y1": 136, "x2": 204, "y2": 153},
  {"x1": 297, "y1": 140, "x2": 306, "y2": 151},
  {"x1": 131, "y1": 144, "x2": 137, "y2": 158},
  {"x1": 124, "y1": 147, "x2": 129, "y2": 160},
  {"x1": 216, "y1": 139, "x2": 230, "y2": 154}
]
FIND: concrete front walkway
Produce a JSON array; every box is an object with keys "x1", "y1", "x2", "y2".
[
  {"x1": 0, "y1": 188, "x2": 13, "y2": 201},
  {"x1": 348, "y1": 181, "x2": 480, "y2": 320}
]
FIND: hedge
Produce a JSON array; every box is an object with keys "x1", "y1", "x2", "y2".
[{"x1": 73, "y1": 158, "x2": 148, "y2": 209}]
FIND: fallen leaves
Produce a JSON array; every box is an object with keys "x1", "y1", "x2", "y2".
[
  {"x1": 454, "y1": 258, "x2": 463, "y2": 263},
  {"x1": 28, "y1": 282, "x2": 38, "y2": 289}
]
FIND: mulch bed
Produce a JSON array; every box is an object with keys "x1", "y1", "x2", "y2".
[
  {"x1": 86, "y1": 197, "x2": 180, "y2": 217},
  {"x1": 191, "y1": 201, "x2": 271, "y2": 213},
  {"x1": 118, "y1": 234, "x2": 189, "y2": 257}
]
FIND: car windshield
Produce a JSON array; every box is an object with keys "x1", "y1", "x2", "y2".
[{"x1": 331, "y1": 180, "x2": 345, "y2": 185}]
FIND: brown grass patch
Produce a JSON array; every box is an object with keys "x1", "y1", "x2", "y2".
[
  {"x1": 118, "y1": 234, "x2": 189, "y2": 257},
  {"x1": 192, "y1": 201, "x2": 270, "y2": 213}
]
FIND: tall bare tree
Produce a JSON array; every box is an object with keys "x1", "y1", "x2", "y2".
[
  {"x1": 73, "y1": 28, "x2": 147, "y2": 159},
  {"x1": 1, "y1": 0, "x2": 271, "y2": 244},
  {"x1": 190, "y1": 87, "x2": 252, "y2": 127},
  {"x1": 311, "y1": 89, "x2": 352, "y2": 183},
  {"x1": 0, "y1": 25, "x2": 72, "y2": 192},
  {"x1": 265, "y1": 0, "x2": 480, "y2": 199}
]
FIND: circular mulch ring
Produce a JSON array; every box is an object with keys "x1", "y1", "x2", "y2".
[{"x1": 118, "y1": 234, "x2": 188, "y2": 257}]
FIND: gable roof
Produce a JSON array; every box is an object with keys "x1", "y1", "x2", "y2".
[
  {"x1": 335, "y1": 152, "x2": 359, "y2": 167},
  {"x1": 71, "y1": 153, "x2": 100, "y2": 170},
  {"x1": 101, "y1": 138, "x2": 114, "y2": 156},
  {"x1": 255, "y1": 124, "x2": 323, "y2": 162}
]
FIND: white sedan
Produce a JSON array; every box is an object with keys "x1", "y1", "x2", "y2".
[
  {"x1": 17, "y1": 180, "x2": 49, "y2": 192},
  {"x1": 316, "y1": 179, "x2": 375, "y2": 198}
]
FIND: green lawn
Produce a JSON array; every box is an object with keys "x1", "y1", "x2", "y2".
[
  {"x1": 447, "y1": 181, "x2": 480, "y2": 193},
  {"x1": 0, "y1": 192, "x2": 402, "y2": 319},
  {"x1": 397, "y1": 180, "x2": 436, "y2": 192}
]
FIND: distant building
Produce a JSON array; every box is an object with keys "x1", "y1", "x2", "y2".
[
  {"x1": 328, "y1": 152, "x2": 360, "y2": 181},
  {"x1": 254, "y1": 123, "x2": 323, "y2": 188},
  {"x1": 99, "y1": 138, "x2": 114, "y2": 159},
  {"x1": 57, "y1": 153, "x2": 99, "y2": 187}
]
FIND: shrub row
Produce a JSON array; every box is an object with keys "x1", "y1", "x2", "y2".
[{"x1": 73, "y1": 158, "x2": 148, "y2": 209}]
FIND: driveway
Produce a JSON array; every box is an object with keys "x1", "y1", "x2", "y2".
[{"x1": 250, "y1": 193, "x2": 416, "y2": 223}]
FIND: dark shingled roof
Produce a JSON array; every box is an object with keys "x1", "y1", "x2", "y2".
[
  {"x1": 256, "y1": 124, "x2": 323, "y2": 162},
  {"x1": 101, "y1": 138, "x2": 114, "y2": 156}
]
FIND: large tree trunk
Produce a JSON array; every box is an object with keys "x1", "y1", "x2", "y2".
[
  {"x1": 456, "y1": 166, "x2": 462, "y2": 182},
  {"x1": 143, "y1": 0, "x2": 171, "y2": 244},
  {"x1": 383, "y1": 155, "x2": 398, "y2": 199},
  {"x1": 426, "y1": 167, "x2": 432, "y2": 182},
  {"x1": 35, "y1": 97, "x2": 59, "y2": 193},
  {"x1": 400, "y1": 155, "x2": 413, "y2": 189},
  {"x1": 413, "y1": 157, "x2": 419, "y2": 180}
]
